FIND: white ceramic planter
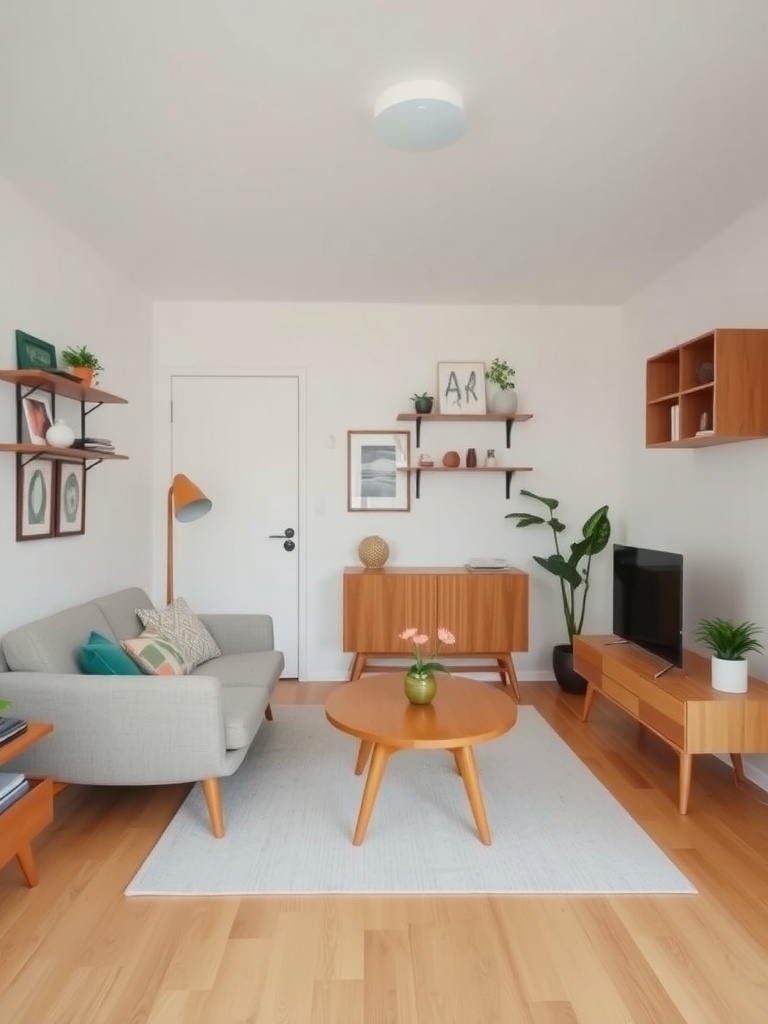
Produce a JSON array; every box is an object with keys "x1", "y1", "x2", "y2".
[
  {"x1": 487, "y1": 386, "x2": 518, "y2": 415},
  {"x1": 45, "y1": 418, "x2": 75, "y2": 448},
  {"x1": 711, "y1": 656, "x2": 748, "y2": 693}
]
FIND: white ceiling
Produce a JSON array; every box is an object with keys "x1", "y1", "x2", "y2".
[{"x1": 2, "y1": 1, "x2": 768, "y2": 304}]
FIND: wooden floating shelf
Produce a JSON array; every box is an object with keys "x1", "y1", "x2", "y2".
[
  {"x1": 399, "y1": 465, "x2": 532, "y2": 472},
  {"x1": 0, "y1": 370, "x2": 127, "y2": 405},
  {"x1": 0, "y1": 443, "x2": 127, "y2": 461},
  {"x1": 396, "y1": 412, "x2": 532, "y2": 422}
]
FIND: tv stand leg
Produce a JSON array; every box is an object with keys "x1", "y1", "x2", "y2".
[
  {"x1": 678, "y1": 751, "x2": 693, "y2": 814},
  {"x1": 581, "y1": 683, "x2": 596, "y2": 722},
  {"x1": 730, "y1": 753, "x2": 746, "y2": 783}
]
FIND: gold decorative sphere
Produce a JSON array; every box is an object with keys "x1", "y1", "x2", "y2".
[{"x1": 358, "y1": 535, "x2": 390, "y2": 568}]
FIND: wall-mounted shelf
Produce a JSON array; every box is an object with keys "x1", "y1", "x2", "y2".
[
  {"x1": 398, "y1": 464, "x2": 533, "y2": 499},
  {"x1": 397, "y1": 411, "x2": 532, "y2": 447}
]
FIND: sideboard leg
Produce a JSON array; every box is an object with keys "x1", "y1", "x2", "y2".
[
  {"x1": 499, "y1": 654, "x2": 521, "y2": 701},
  {"x1": 730, "y1": 752, "x2": 746, "y2": 782},
  {"x1": 349, "y1": 653, "x2": 366, "y2": 681},
  {"x1": 678, "y1": 752, "x2": 693, "y2": 814}
]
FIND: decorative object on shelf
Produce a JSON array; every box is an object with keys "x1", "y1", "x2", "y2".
[
  {"x1": 60, "y1": 344, "x2": 104, "y2": 387},
  {"x1": 54, "y1": 460, "x2": 86, "y2": 536},
  {"x1": 696, "y1": 361, "x2": 714, "y2": 384},
  {"x1": 485, "y1": 448, "x2": 497, "y2": 467},
  {"x1": 437, "y1": 362, "x2": 486, "y2": 415},
  {"x1": 441, "y1": 450, "x2": 460, "y2": 468},
  {"x1": 398, "y1": 625, "x2": 455, "y2": 705},
  {"x1": 506, "y1": 489, "x2": 611, "y2": 694},
  {"x1": 15, "y1": 330, "x2": 57, "y2": 371},
  {"x1": 16, "y1": 458, "x2": 55, "y2": 541},
  {"x1": 418, "y1": 453, "x2": 434, "y2": 467},
  {"x1": 358, "y1": 535, "x2": 390, "y2": 568},
  {"x1": 22, "y1": 395, "x2": 54, "y2": 445},
  {"x1": 694, "y1": 617, "x2": 763, "y2": 693},
  {"x1": 410, "y1": 392, "x2": 434, "y2": 414},
  {"x1": 485, "y1": 358, "x2": 518, "y2": 415},
  {"x1": 166, "y1": 474, "x2": 213, "y2": 603},
  {"x1": 466, "y1": 447, "x2": 477, "y2": 468},
  {"x1": 45, "y1": 418, "x2": 75, "y2": 449},
  {"x1": 347, "y1": 430, "x2": 410, "y2": 512}
]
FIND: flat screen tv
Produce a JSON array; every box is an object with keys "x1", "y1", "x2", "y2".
[{"x1": 612, "y1": 544, "x2": 683, "y2": 675}]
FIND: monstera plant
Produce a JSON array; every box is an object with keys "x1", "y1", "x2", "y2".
[{"x1": 506, "y1": 489, "x2": 611, "y2": 693}]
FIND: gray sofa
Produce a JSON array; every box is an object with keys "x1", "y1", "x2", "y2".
[{"x1": 0, "y1": 587, "x2": 284, "y2": 837}]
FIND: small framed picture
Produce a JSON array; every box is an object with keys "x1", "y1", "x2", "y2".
[
  {"x1": 437, "y1": 362, "x2": 487, "y2": 414},
  {"x1": 16, "y1": 458, "x2": 55, "y2": 541},
  {"x1": 347, "y1": 430, "x2": 411, "y2": 512},
  {"x1": 55, "y1": 460, "x2": 86, "y2": 536},
  {"x1": 15, "y1": 330, "x2": 57, "y2": 372},
  {"x1": 22, "y1": 395, "x2": 53, "y2": 445}
]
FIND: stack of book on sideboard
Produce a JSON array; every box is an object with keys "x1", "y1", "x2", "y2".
[{"x1": 0, "y1": 773, "x2": 30, "y2": 814}]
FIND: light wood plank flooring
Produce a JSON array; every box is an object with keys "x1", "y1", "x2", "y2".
[{"x1": 2, "y1": 680, "x2": 768, "y2": 1024}]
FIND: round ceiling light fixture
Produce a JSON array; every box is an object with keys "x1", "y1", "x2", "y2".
[{"x1": 373, "y1": 80, "x2": 466, "y2": 152}]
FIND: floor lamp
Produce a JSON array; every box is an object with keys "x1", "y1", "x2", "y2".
[{"x1": 166, "y1": 473, "x2": 212, "y2": 605}]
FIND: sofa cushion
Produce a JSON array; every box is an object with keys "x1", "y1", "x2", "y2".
[
  {"x1": 122, "y1": 634, "x2": 192, "y2": 676},
  {"x1": 1, "y1": 602, "x2": 115, "y2": 673},
  {"x1": 80, "y1": 631, "x2": 142, "y2": 676},
  {"x1": 93, "y1": 588, "x2": 153, "y2": 642},
  {"x1": 221, "y1": 685, "x2": 271, "y2": 749},
  {"x1": 136, "y1": 597, "x2": 221, "y2": 668},
  {"x1": 190, "y1": 650, "x2": 284, "y2": 690}
]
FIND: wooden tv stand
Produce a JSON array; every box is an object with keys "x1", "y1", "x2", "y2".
[{"x1": 574, "y1": 635, "x2": 768, "y2": 813}]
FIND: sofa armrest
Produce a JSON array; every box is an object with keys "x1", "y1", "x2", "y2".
[
  {"x1": 198, "y1": 614, "x2": 275, "y2": 655},
  {"x1": 0, "y1": 671, "x2": 231, "y2": 785}
]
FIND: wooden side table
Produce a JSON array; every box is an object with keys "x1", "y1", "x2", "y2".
[{"x1": 0, "y1": 722, "x2": 54, "y2": 887}]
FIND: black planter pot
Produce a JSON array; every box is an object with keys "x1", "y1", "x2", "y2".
[
  {"x1": 552, "y1": 643, "x2": 588, "y2": 695},
  {"x1": 414, "y1": 398, "x2": 433, "y2": 414}
]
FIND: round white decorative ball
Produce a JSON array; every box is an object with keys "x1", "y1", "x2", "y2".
[{"x1": 46, "y1": 419, "x2": 75, "y2": 448}]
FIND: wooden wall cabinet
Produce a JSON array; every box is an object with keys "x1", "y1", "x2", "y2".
[
  {"x1": 343, "y1": 566, "x2": 529, "y2": 697},
  {"x1": 646, "y1": 328, "x2": 768, "y2": 447}
]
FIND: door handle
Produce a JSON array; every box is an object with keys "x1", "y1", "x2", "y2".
[
  {"x1": 268, "y1": 527, "x2": 295, "y2": 539},
  {"x1": 283, "y1": 539, "x2": 296, "y2": 552}
]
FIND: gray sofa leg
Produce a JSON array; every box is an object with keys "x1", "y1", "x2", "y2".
[
  {"x1": 201, "y1": 778, "x2": 224, "y2": 838},
  {"x1": 265, "y1": 703, "x2": 273, "y2": 721}
]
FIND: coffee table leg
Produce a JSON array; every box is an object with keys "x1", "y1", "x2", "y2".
[
  {"x1": 355, "y1": 740, "x2": 373, "y2": 775},
  {"x1": 454, "y1": 745, "x2": 491, "y2": 845},
  {"x1": 353, "y1": 743, "x2": 392, "y2": 846}
]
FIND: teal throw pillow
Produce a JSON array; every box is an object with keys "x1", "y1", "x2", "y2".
[{"x1": 80, "y1": 630, "x2": 142, "y2": 676}]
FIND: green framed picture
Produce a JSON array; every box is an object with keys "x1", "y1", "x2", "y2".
[{"x1": 15, "y1": 330, "x2": 57, "y2": 371}]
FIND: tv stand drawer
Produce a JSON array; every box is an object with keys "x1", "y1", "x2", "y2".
[{"x1": 607, "y1": 659, "x2": 684, "y2": 724}]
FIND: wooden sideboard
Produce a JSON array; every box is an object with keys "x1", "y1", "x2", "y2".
[
  {"x1": 342, "y1": 566, "x2": 529, "y2": 698},
  {"x1": 574, "y1": 635, "x2": 768, "y2": 813}
]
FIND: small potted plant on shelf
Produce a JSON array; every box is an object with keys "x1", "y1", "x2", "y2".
[
  {"x1": 485, "y1": 358, "x2": 517, "y2": 414},
  {"x1": 410, "y1": 392, "x2": 434, "y2": 414},
  {"x1": 694, "y1": 617, "x2": 763, "y2": 693},
  {"x1": 506, "y1": 489, "x2": 611, "y2": 694},
  {"x1": 60, "y1": 345, "x2": 104, "y2": 388}
]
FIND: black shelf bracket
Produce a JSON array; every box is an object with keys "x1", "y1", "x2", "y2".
[
  {"x1": 506, "y1": 418, "x2": 514, "y2": 447},
  {"x1": 415, "y1": 468, "x2": 421, "y2": 499},
  {"x1": 415, "y1": 415, "x2": 423, "y2": 447},
  {"x1": 505, "y1": 470, "x2": 516, "y2": 499}
]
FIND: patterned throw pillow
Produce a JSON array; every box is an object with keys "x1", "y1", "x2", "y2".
[
  {"x1": 121, "y1": 634, "x2": 192, "y2": 676},
  {"x1": 135, "y1": 596, "x2": 221, "y2": 668}
]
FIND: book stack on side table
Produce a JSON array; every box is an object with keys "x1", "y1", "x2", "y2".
[
  {"x1": 0, "y1": 721, "x2": 54, "y2": 887},
  {"x1": 0, "y1": 773, "x2": 30, "y2": 813}
]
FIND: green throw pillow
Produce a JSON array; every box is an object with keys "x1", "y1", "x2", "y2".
[{"x1": 80, "y1": 630, "x2": 142, "y2": 676}]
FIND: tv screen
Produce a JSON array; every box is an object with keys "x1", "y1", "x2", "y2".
[{"x1": 612, "y1": 544, "x2": 683, "y2": 669}]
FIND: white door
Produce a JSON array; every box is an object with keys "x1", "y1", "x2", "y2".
[{"x1": 171, "y1": 375, "x2": 300, "y2": 677}]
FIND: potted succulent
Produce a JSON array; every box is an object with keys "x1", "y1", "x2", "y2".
[
  {"x1": 410, "y1": 392, "x2": 434, "y2": 414},
  {"x1": 506, "y1": 489, "x2": 611, "y2": 693},
  {"x1": 60, "y1": 345, "x2": 104, "y2": 388},
  {"x1": 694, "y1": 617, "x2": 763, "y2": 693},
  {"x1": 484, "y1": 358, "x2": 517, "y2": 414}
]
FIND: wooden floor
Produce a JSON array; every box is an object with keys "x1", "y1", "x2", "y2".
[{"x1": 2, "y1": 680, "x2": 768, "y2": 1024}]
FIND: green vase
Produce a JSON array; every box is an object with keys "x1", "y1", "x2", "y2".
[{"x1": 404, "y1": 670, "x2": 437, "y2": 705}]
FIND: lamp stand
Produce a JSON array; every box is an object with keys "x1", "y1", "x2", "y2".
[{"x1": 166, "y1": 484, "x2": 174, "y2": 605}]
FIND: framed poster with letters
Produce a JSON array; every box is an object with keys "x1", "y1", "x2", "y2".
[{"x1": 437, "y1": 361, "x2": 486, "y2": 414}]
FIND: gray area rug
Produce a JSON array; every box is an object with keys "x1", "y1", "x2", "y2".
[{"x1": 126, "y1": 705, "x2": 696, "y2": 896}]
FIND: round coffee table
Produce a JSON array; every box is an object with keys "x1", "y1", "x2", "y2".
[{"x1": 325, "y1": 673, "x2": 517, "y2": 846}]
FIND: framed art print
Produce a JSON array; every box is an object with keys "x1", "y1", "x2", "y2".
[
  {"x1": 15, "y1": 330, "x2": 58, "y2": 372},
  {"x1": 16, "y1": 458, "x2": 55, "y2": 540},
  {"x1": 55, "y1": 460, "x2": 86, "y2": 536},
  {"x1": 22, "y1": 395, "x2": 53, "y2": 445},
  {"x1": 347, "y1": 430, "x2": 410, "y2": 512},
  {"x1": 437, "y1": 361, "x2": 487, "y2": 415}
]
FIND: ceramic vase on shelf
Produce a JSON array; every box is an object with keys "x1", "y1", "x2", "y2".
[
  {"x1": 487, "y1": 386, "x2": 518, "y2": 416},
  {"x1": 466, "y1": 447, "x2": 477, "y2": 468},
  {"x1": 404, "y1": 670, "x2": 437, "y2": 706},
  {"x1": 45, "y1": 419, "x2": 75, "y2": 448}
]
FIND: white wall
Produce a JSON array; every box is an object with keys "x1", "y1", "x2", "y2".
[
  {"x1": 0, "y1": 177, "x2": 153, "y2": 636},
  {"x1": 623, "y1": 197, "x2": 768, "y2": 789},
  {"x1": 153, "y1": 302, "x2": 625, "y2": 681}
]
